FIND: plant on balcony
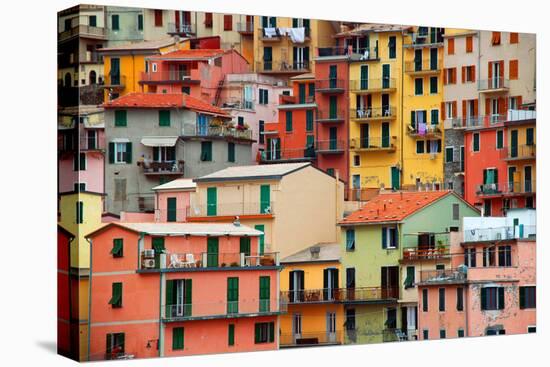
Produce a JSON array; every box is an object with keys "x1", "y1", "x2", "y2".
[
  {"x1": 226, "y1": 121, "x2": 235, "y2": 129},
  {"x1": 230, "y1": 261, "x2": 239, "y2": 267},
  {"x1": 209, "y1": 118, "x2": 223, "y2": 127},
  {"x1": 236, "y1": 123, "x2": 248, "y2": 131}
]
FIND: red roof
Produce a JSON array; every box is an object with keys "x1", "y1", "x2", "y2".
[
  {"x1": 103, "y1": 93, "x2": 229, "y2": 116},
  {"x1": 340, "y1": 191, "x2": 452, "y2": 225},
  {"x1": 147, "y1": 48, "x2": 226, "y2": 60}
]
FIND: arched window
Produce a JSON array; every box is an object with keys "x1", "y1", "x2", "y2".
[
  {"x1": 89, "y1": 70, "x2": 97, "y2": 85},
  {"x1": 64, "y1": 72, "x2": 72, "y2": 87}
]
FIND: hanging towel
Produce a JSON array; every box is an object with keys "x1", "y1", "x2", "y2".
[
  {"x1": 418, "y1": 122, "x2": 427, "y2": 136},
  {"x1": 277, "y1": 27, "x2": 289, "y2": 36},
  {"x1": 264, "y1": 27, "x2": 277, "y2": 38},
  {"x1": 289, "y1": 27, "x2": 305, "y2": 43}
]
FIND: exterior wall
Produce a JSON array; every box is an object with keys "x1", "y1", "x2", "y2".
[
  {"x1": 142, "y1": 9, "x2": 173, "y2": 42},
  {"x1": 418, "y1": 284, "x2": 466, "y2": 340},
  {"x1": 154, "y1": 190, "x2": 193, "y2": 222},
  {"x1": 105, "y1": 7, "x2": 144, "y2": 46}
]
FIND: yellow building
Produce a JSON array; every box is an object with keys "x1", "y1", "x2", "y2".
[
  {"x1": 58, "y1": 191, "x2": 105, "y2": 360},
  {"x1": 504, "y1": 119, "x2": 536, "y2": 197},
  {"x1": 253, "y1": 16, "x2": 336, "y2": 76},
  {"x1": 344, "y1": 25, "x2": 409, "y2": 191},
  {"x1": 99, "y1": 37, "x2": 189, "y2": 101},
  {"x1": 279, "y1": 243, "x2": 344, "y2": 347},
  {"x1": 401, "y1": 26, "x2": 446, "y2": 188}
]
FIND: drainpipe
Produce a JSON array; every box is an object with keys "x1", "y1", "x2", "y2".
[
  {"x1": 86, "y1": 237, "x2": 93, "y2": 362},
  {"x1": 464, "y1": 284, "x2": 470, "y2": 336},
  {"x1": 159, "y1": 271, "x2": 165, "y2": 357},
  {"x1": 400, "y1": 31, "x2": 405, "y2": 187}
]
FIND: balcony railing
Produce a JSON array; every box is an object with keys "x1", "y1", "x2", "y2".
[
  {"x1": 350, "y1": 78, "x2": 397, "y2": 92},
  {"x1": 280, "y1": 331, "x2": 342, "y2": 346},
  {"x1": 476, "y1": 181, "x2": 536, "y2": 196},
  {"x1": 500, "y1": 144, "x2": 536, "y2": 160},
  {"x1": 350, "y1": 136, "x2": 397, "y2": 151},
  {"x1": 140, "y1": 71, "x2": 196, "y2": 84},
  {"x1": 341, "y1": 287, "x2": 399, "y2": 301},
  {"x1": 316, "y1": 47, "x2": 351, "y2": 58},
  {"x1": 478, "y1": 77, "x2": 510, "y2": 91},
  {"x1": 104, "y1": 74, "x2": 126, "y2": 88},
  {"x1": 261, "y1": 27, "x2": 310, "y2": 40},
  {"x1": 140, "y1": 251, "x2": 279, "y2": 270},
  {"x1": 404, "y1": 32, "x2": 444, "y2": 47},
  {"x1": 58, "y1": 136, "x2": 106, "y2": 152},
  {"x1": 139, "y1": 160, "x2": 185, "y2": 176},
  {"x1": 418, "y1": 268, "x2": 467, "y2": 284},
  {"x1": 58, "y1": 24, "x2": 106, "y2": 41},
  {"x1": 315, "y1": 140, "x2": 345, "y2": 153},
  {"x1": 221, "y1": 98, "x2": 255, "y2": 110},
  {"x1": 405, "y1": 60, "x2": 441, "y2": 73},
  {"x1": 316, "y1": 109, "x2": 346, "y2": 122},
  {"x1": 256, "y1": 61, "x2": 311, "y2": 73},
  {"x1": 402, "y1": 246, "x2": 450, "y2": 261},
  {"x1": 186, "y1": 201, "x2": 275, "y2": 217},
  {"x1": 444, "y1": 116, "x2": 482, "y2": 129},
  {"x1": 316, "y1": 46, "x2": 380, "y2": 60},
  {"x1": 464, "y1": 225, "x2": 536, "y2": 242},
  {"x1": 167, "y1": 22, "x2": 195, "y2": 35},
  {"x1": 279, "y1": 94, "x2": 315, "y2": 105},
  {"x1": 181, "y1": 124, "x2": 253, "y2": 140},
  {"x1": 260, "y1": 147, "x2": 316, "y2": 162},
  {"x1": 315, "y1": 79, "x2": 346, "y2": 92},
  {"x1": 280, "y1": 287, "x2": 398, "y2": 304},
  {"x1": 351, "y1": 107, "x2": 396, "y2": 120},
  {"x1": 407, "y1": 124, "x2": 442, "y2": 137},
  {"x1": 236, "y1": 22, "x2": 254, "y2": 34}
]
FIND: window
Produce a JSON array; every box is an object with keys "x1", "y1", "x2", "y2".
[
  {"x1": 447, "y1": 38, "x2": 455, "y2": 54},
  {"x1": 444, "y1": 68, "x2": 457, "y2": 85},
  {"x1": 172, "y1": 327, "x2": 184, "y2": 350},
  {"x1": 457, "y1": 287, "x2": 464, "y2": 311},
  {"x1": 423, "y1": 329, "x2": 429, "y2": 340},
  {"x1": 431, "y1": 109, "x2": 439, "y2": 125},
  {"x1": 382, "y1": 226, "x2": 397, "y2": 249},
  {"x1": 510, "y1": 32, "x2": 519, "y2": 44},
  {"x1": 472, "y1": 133, "x2": 480, "y2": 152},
  {"x1": 345, "y1": 309, "x2": 356, "y2": 330},
  {"x1": 416, "y1": 140, "x2": 425, "y2": 154},
  {"x1": 520, "y1": 286, "x2": 536, "y2": 309},
  {"x1": 254, "y1": 322, "x2": 275, "y2": 343},
  {"x1": 111, "y1": 238, "x2": 123, "y2": 257},
  {"x1": 498, "y1": 245, "x2": 512, "y2": 267},
  {"x1": 228, "y1": 324, "x2": 235, "y2": 346},
  {"x1": 137, "y1": 14, "x2": 143, "y2": 31},
  {"x1": 106, "y1": 333, "x2": 125, "y2": 359},
  {"x1": 109, "y1": 282, "x2": 122, "y2": 308},
  {"x1": 462, "y1": 65, "x2": 475, "y2": 83},
  {"x1": 74, "y1": 152, "x2": 86, "y2": 171},
  {"x1": 154, "y1": 10, "x2": 163, "y2": 27},
  {"x1": 388, "y1": 36, "x2": 396, "y2": 59},
  {"x1": 481, "y1": 287, "x2": 505, "y2": 310},
  {"x1": 422, "y1": 289, "x2": 429, "y2": 312},
  {"x1": 259, "y1": 89, "x2": 268, "y2": 104},
  {"x1": 114, "y1": 110, "x2": 127, "y2": 127},
  {"x1": 76, "y1": 201, "x2": 84, "y2": 224},
  {"x1": 223, "y1": 15, "x2": 233, "y2": 31},
  {"x1": 496, "y1": 130, "x2": 504, "y2": 149},
  {"x1": 74, "y1": 182, "x2": 86, "y2": 192},
  {"x1": 526, "y1": 127, "x2": 534, "y2": 145},
  {"x1": 159, "y1": 110, "x2": 170, "y2": 127},
  {"x1": 439, "y1": 329, "x2": 446, "y2": 339},
  {"x1": 258, "y1": 120, "x2": 265, "y2": 144},
  {"x1": 346, "y1": 229, "x2": 355, "y2": 251},
  {"x1": 527, "y1": 326, "x2": 536, "y2": 333},
  {"x1": 466, "y1": 36, "x2": 473, "y2": 53},
  {"x1": 111, "y1": 14, "x2": 119, "y2": 31},
  {"x1": 465, "y1": 248, "x2": 476, "y2": 267},
  {"x1": 200, "y1": 141, "x2": 213, "y2": 162},
  {"x1": 285, "y1": 111, "x2": 293, "y2": 132},
  {"x1": 414, "y1": 78, "x2": 423, "y2": 95},
  {"x1": 458, "y1": 329, "x2": 465, "y2": 338},
  {"x1": 89, "y1": 15, "x2": 97, "y2": 27},
  {"x1": 306, "y1": 110, "x2": 314, "y2": 131},
  {"x1": 326, "y1": 168, "x2": 335, "y2": 177},
  {"x1": 259, "y1": 276, "x2": 271, "y2": 312},
  {"x1": 452, "y1": 203, "x2": 460, "y2": 220},
  {"x1": 152, "y1": 63, "x2": 158, "y2": 72},
  {"x1": 430, "y1": 76, "x2": 438, "y2": 94},
  {"x1": 353, "y1": 155, "x2": 360, "y2": 166},
  {"x1": 483, "y1": 246, "x2": 496, "y2": 267},
  {"x1": 439, "y1": 288, "x2": 446, "y2": 311},
  {"x1": 509, "y1": 59, "x2": 519, "y2": 80},
  {"x1": 227, "y1": 277, "x2": 239, "y2": 314},
  {"x1": 385, "y1": 308, "x2": 397, "y2": 329},
  {"x1": 404, "y1": 266, "x2": 415, "y2": 289},
  {"x1": 227, "y1": 142, "x2": 235, "y2": 162},
  {"x1": 491, "y1": 31, "x2": 501, "y2": 45}
]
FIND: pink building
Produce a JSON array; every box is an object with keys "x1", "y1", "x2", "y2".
[
  {"x1": 86, "y1": 222, "x2": 282, "y2": 360},
  {"x1": 139, "y1": 49, "x2": 250, "y2": 105},
  {"x1": 417, "y1": 210, "x2": 536, "y2": 339},
  {"x1": 152, "y1": 178, "x2": 196, "y2": 222}
]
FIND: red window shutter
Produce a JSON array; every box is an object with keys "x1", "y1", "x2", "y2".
[
  {"x1": 448, "y1": 38, "x2": 455, "y2": 54},
  {"x1": 462, "y1": 100, "x2": 467, "y2": 118},
  {"x1": 205, "y1": 13, "x2": 213, "y2": 27},
  {"x1": 441, "y1": 102, "x2": 446, "y2": 120},
  {"x1": 509, "y1": 60, "x2": 518, "y2": 80},
  {"x1": 175, "y1": 11, "x2": 180, "y2": 28},
  {"x1": 485, "y1": 98, "x2": 491, "y2": 115},
  {"x1": 510, "y1": 32, "x2": 519, "y2": 44},
  {"x1": 488, "y1": 62, "x2": 493, "y2": 83},
  {"x1": 224, "y1": 15, "x2": 232, "y2": 31},
  {"x1": 466, "y1": 36, "x2": 473, "y2": 53},
  {"x1": 154, "y1": 10, "x2": 163, "y2": 27},
  {"x1": 452, "y1": 101, "x2": 458, "y2": 118},
  {"x1": 499, "y1": 61, "x2": 504, "y2": 78},
  {"x1": 443, "y1": 69, "x2": 448, "y2": 84},
  {"x1": 461, "y1": 66, "x2": 466, "y2": 83},
  {"x1": 452, "y1": 68, "x2": 457, "y2": 84},
  {"x1": 473, "y1": 99, "x2": 479, "y2": 116},
  {"x1": 498, "y1": 97, "x2": 505, "y2": 115},
  {"x1": 517, "y1": 96, "x2": 523, "y2": 109}
]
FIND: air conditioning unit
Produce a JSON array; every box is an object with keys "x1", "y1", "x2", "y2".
[
  {"x1": 142, "y1": 258, "x2": 156, "y2": 269},
  {"x1": 143, "y1": 249, "x2": 155, "y2": 258}
]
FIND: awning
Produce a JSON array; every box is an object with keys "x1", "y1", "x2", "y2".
[
  {"x1": 112, "y1": 138, "x2": 130, "y2": 143},
  {"x1": 141, "y1": 136, "x2": 179, "y2": 147}
]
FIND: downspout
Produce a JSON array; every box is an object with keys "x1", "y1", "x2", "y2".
[
  {"x1": 85, "y1": 237, "x2": 93, "y2": 362},
  {"x1": 67, "y1": 235, "x2": 75, "y2": 358},
  {"x1": 400, "y1": 31, "x2": 405, "y2": 187},
  {"x1": 464, "y1": 284, "x2": 469, "y2": 336}
]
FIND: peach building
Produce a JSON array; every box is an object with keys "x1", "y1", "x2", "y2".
[
  {"x1": 86, "y1": 222, "x2": 282, "y2": 361},
  {"x1": 417, "y1": 209, "x2": 536, "y2": 339}
]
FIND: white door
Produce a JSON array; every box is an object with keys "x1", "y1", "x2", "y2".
[
  {"x1": 406, "y1": 306, "x2": 417, "y2": 338},
  {"x1": 326, "y1": 312, "x2": 337, "y2": 342},
  {"x1": 293, "y1": 313, "x2": 302, "y2": 342}
]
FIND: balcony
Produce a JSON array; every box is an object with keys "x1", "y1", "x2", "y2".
[
  {"x1": 256, "y1": 61, "x2": 311, "y2": 74},
  {"x1": 221, "y1": 98, "x2": 255, "y2": 111},
  {"x1": 418, "y1": 268, "x2": 467, "y2": 285},
  {"x1": 404, "y1": 32, "x2": 444, "y2": 48},
  {"x1": 316, "y1": 109, "x2": 346, "y2": 123},
  {"x1": 236, "y1": 22, "x2": 254, "y2": 35},
  {"x1": 351, "y1": 107, "x2": 396, "y2": 121},
  {"x1": 478, "y1": 78, "x2": 510, "y2": 93},
  {"x1": 58, "y1": 136, "x2": 106, "y2": 153},
  {"x1": 404, "y1": 60, "x2": 441, "y2": 75},
  {"x1": 280, "y1": 287, "x2": 398, "y2": 305},
  {"x1": 407, "y1": 124, "x2": 442, "y2": 138},
  {"x1": 463, "y1": 225, "x2": 536, "y2": 243},
  {"x1": 260, "y1": 27, "x2": 311, "y2": 41},
  {"x1": 167, "y1": 22, "x2": 195, "y2": 36},
  {"x1": 103, "y1": 74, "x2": 126, "y2": 89},
  {"x1": 315, "y1": 79, "x2": 346, "y2": 93},
  {"x1": 260, "y1": 147, "x2": 316, "y2": 163},
  {"x1": 58, "y1": 24, "x2": 106, "y2": 42},
  {"x1": 280, "y1": 331, "x2": 342, "y2": 347},
  {"x1": 315, "y1": 140, "x2": 345, "y2": 154},
  {"x1": 278, "y1": 94, "x2": 315, "y2": 107},
  {"x1": 350, "y1": 137, "x2": 397, "y2": 152},
  {"x1": 444, "y1": 116, "x2": 482, "y2": 129},
  {"x1": 401, "y1": 246, "x2": 450, "y2": 262},
  {"x1": 350, "y1": 78, "x2": 397, "y2": 93},
  {"x1": 341, "y1": 287, "x2": 399, "y2": 303},
  {"x1": 186, "y1": 201, "x2": 275, "y2": 218},
  {"x1": 139, "y1": 160, "x2": 185, "y2": 177},
  {"x1": 476, "y1": 181, "x2": 536, "y2": 197},
  {"x1": 500, "y1": 144, "x2": 536, "y2": 161},
  {"x1": 181, "y1": 124, "x2": 253, "y2": 140},
  {"x1": 139, "y1": 71, "x2": 199, "y2": 85}
]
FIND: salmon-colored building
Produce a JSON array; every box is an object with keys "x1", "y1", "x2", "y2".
[
  {"x1": 417, "y1": 209, "x2": 536, "y2": 339},
  {"x1": 86, "y1": 222, "x2": 282, "y2": 360}
]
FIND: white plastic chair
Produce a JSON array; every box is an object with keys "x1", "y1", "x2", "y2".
[
  {"x1": 170, "y1": 254, "x2": 184, "y2": 268},
  {"x1": 184, "y1": 253, "x2": 195, "y2": 268}
]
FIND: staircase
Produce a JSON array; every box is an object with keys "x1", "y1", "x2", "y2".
[{"x1": 213, "y1": 78, "x2": 225, "y2": 106}]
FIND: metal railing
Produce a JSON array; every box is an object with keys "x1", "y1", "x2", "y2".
[
  {"x1": 476, "y1": 180, "x2": 535, "y2": 196},
  {"x1": 315, "y1": 140, "x2": 346, "y2": 152},
  {"x1": 181, "y1": 124, "x2": 253, "y2": 140},
  {"x1": 236, "y1": 22, "x2": 254, "y2": 33},
  {"x1": 316, "y1": 47, "x2": 351, "y2": 58},
  {"x1": 261, "y1": 27, "x2": 310, "y2": 39},
  {"x1": 350, "y1": 78, "x2": 397, "y2": 92},
  {"x1": 350, "y1": 136, "x2": 397, "y2": 150},
  {"x1": 260, "y1": 147, "x2": 316, "y2": 162},
  {"x1": 140, "y1": 160, "x2": 184, "y2": 176},
  {"x1": 500, "y1": 144, "x2": 536, "y2": 160},
  {"x1": 478, "y1": 77, "x2": 509, "y2": 91},
  {"x1": 167, "y1": 22, "x2": 195, "y2": 35},
  {"x1": 404, "y1": 32, "x2": 444, "y2": 47},
  {"x1": 419, "y1": 268, "x2": 467, "y2": 283},
  {"x1": 279, "y1": 94, "x2": 315, "y2": 105},
  {"x1": 351, "y1": 107, "x2": 396, "y2": 120},
  {"x1": 280, "y1": 287, "x2": 398, "y2": 304},
  {"x1": 316, "y1": 109, "x2": 346, "y2": 122},
  {"x1": 444, "y1": 116, "x2": 482, "y2": 129},
  {"x1": 315, "y1": 79, "x2": 346, "y2": 91},
  {"x1": 256, "y1": 61, "x2": 311, "y2": 73},
  {"x1": 162, "y1": 297, "x2": 280, "y2": 320},
  {"x1": 59, "y1": 24, "x2": 106, "y2": 41},
  {"x1": 407, "y1": 124, "x2": 442, "y2": 137},
  {"x1": 186, "y1": 201, "x2": 275, "y2": 217},
  {"x1": 402, "y1": 246, "x2": 450, "y2": 261},
  {"x1": 316, "y1": 46, "x2": 382, "y2": 60},
  {"x1": 140, "y1": 71, "x2": 195, "y2": 83},
  {"x1": 341, "y1": 287, "x2": 399, "y2": 301},
  {"x1": 58, "y1": 136, "x2": 106, "y2": 152},
  {"x1": 104, "y1": 74, "x2": 126, "y2": 88},
  {"x1": 280, "y1": 331, "x2": 342, "y2": 346},
  {"x1": 463, "y1": 225, "x2": 536, "y2": 242},
  {"x1": 221, "y1": 98, "x2": 255, "y2": 110},
  {"x1": 405, "y1": 60, "x2": 440, "y2": 73},
  {"x1": 140, "y1": 251, "x2": 280, "y2": 270}
]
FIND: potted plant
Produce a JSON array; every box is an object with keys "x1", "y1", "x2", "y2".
[{"x1": 230, "y1": 261, "x2": 239, "y2": 267}]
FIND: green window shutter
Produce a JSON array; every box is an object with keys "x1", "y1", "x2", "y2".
[
  {"x1": 240, "y1": 237, "x2": 251, "y2": 256},
  {"x1": 498, "y1": 287, "x2": 505, "y2": 310},
  {"x1": 411, "y1": 111, "x2": 416, "y2": 128},
  {"x1": 445, "y1": 147, "x2": 453, "y2": 162},
  {"x1": 206, "y1": 187, "x2": 217, "y2": 216},
  {"x1": 415, "y1": 78, "x2": 423, "y2": 95},
  {"x1": 228, "y1": 324, "x2": 235, "y2": 346},
  {"x1": 480, "y1": 288, "x2": 487, "y2": 310},
  {"x1": 112, "y1": 14, "x2": 119, "y2": 30},
  {"x1": 106, "y1": 334, "x2": 112, "y2": 354},
  {"x1": 114, "y1": 110, "x2": 127, "y2": 127},
  {"x1": 228, "y1": 142, "x2": 235, "y2": 162},
  {"x1": 254, "y1": 323, "x2": 261, "y2": 343},
  {"x1": 259, "y1": 276, "x2": 270, "y2": 312},
  {"x1": 201, "y1": 141, "x2": 213, "y2": 161},
  {"x1": 125, "y1": 142, "x2": 132, "y2": 163},
  {"x1": 519, "y1": 287, "x2": 526, "y2": 309},
  {"x1": 76, "y1": 201, "x2": 84, "y2": 224},
  {"x1": 268, "y1": 322, "x2": 275, "y2": 342},
  {"x1": 260, "y1": 185, "x2": 270, "y2": 213},
  {"x1": 109, "y1": 282, "x2": 122, "y2": 307},
  {"x1": 159, "y1": 110, "x2": 170, "y2": 127},
  {"x1": 166, "y1": 280, "x2": 174, "y2": 316},
  {"x1": 108, "y1": 142, "x2": 115, "y2": 163},
  {"x1": 416, "y1": 140, "x2": 424, "y2": 154},
  {"x1": 184, "y1": 279, "x2": 192, "y2": 316},
  {"x1": 329, "y1": 96, "x2": 337, "y2": 119},
  {"x1": 227, "y1": 277, "x2": 239, "y2": 314},
  {"x1": 431, "y1": 109, "x2": 439, "y2": 125},
  {"x1": 111, "y1": 238, "x2": 123, "y2": 257},
  {"x1": 381, "y1": 227, "x2": 387, "y2": 249},
  {"x1": 137, "y1": 14, "x2": 143, "y2": 30},
  {"x1": 381, "y1": 122, "x2": 390, "y2": 147},
  {"x1": 167, "y1": 197, "x2": 177, "y2": 222},
  {"x1": 207, "y1": 237, "x2": 219, "y2": 267},
  {"x1": 285, "y1": 111, "x2": 293, "y2": 132},
  {"x1": 80, "y1": 153, "x2": 86, "y2": 171},
  {"x1": 152, "y1": 237, "x2": 165, "y2": 253},
  {"x1": 254, "y1": 225, "x2": 265, "y2": 255},
  {"x1": 172, "y1": 327, "x2": 184, "y2": 350},
  {"x1": 526, "y1": 128, "x2": 534, "y2": 145},
  {"x1": 306, "y1": 110, "x2": 313, "y2": 131},
  {"x1": 473, "y1": 134, "x2": 479, "y2": 151},
  {"x1": 497, "y1": 131, "x2": 504, "y2": 149},
  {"x1": 360, "y1": 65, "x2": 368, "y2": 89},
  {"x1": 299, "y1": 83, "x2": 306, "y2": 103},
  {"x1": 430, "y1": 76, "x2": 438, "y2": 94}
]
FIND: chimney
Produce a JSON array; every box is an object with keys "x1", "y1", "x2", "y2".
[{"x1": 310, "y1": 246, "x2": 321, "y2": 259}]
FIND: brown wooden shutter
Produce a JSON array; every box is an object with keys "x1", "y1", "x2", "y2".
[
  {"x1": 441, "y1": 102, "x2": 446, "y2": 120},
  {"x1": 452, "y1": 101, "x2": 457, "y2": 118},
  {"x1": 509, "y1": 60, "x2": 518, "y2": 80},
  {"x1": 517, "y1": 96, "x2": 523, "y2": 109},
  {"x1": 499, "y1": 61, "x2": 504, "y2": 78},
  {"x1": 498, "y1": 97, "x2": 505, "y2": 115},
  {"x1": 466, "y1": 36, "x2": 473, "y2": 52},
  {"x1": 443, "y1": 69, "x2": 448, "y2": 84},
  {"x1": 448, "y1": 38, "x2": 455, "y2": 54},
  {"x1": 461, "y1": 66, "x2": 466, "y2": 83},
  {"x1": 485, "y1": 98, "x2": 491, "y2": 115},
  {"x1": 224, "y1": 15, "x2": 232, "y2": 31},
  {"x1": 473, "y1": 99, "x2": 479, "y2": 116},
  {"x1": 472, "y1": 65, "x2": 476, "y2": 82},
  {"x1": 510, "y1": 32, "x2": 519, "y2": 44},
  {"x1": 154, "y1": 10, "x2": 163, "y2": 27},
  {"x1": 462, "y1": 100, "x2": 467, "y2": 118},
  {"x1": 453, "y1": 68, "x2": 457, "y2": 84},
  {"x1": 175, "y1": 11, "x2": 180, "y2": 28},
  {"x1": 488, "y1": 62, "x2": 493, "y2": 81}
]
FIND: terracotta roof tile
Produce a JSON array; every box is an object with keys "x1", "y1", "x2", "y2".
[
  {"x1": 103, "y1": 93, "x2": 229, "y2": 116},
  {"x1": 340, "y1": 191, "x2": 452, "y2": 225},
  {"x1": 148, "y1": 48, "x2": 226, "y2": 60}
]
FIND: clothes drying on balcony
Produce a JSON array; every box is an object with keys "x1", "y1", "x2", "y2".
[
  {"x1": 288, "y1": 27, "x2": 305, "y2": 43},
  {"x1": 418, "y1": 122, "x2": 426, "y2": 136},
  {"x1": 264, "y1": 27, "x2": 277, "y2": 38}
]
